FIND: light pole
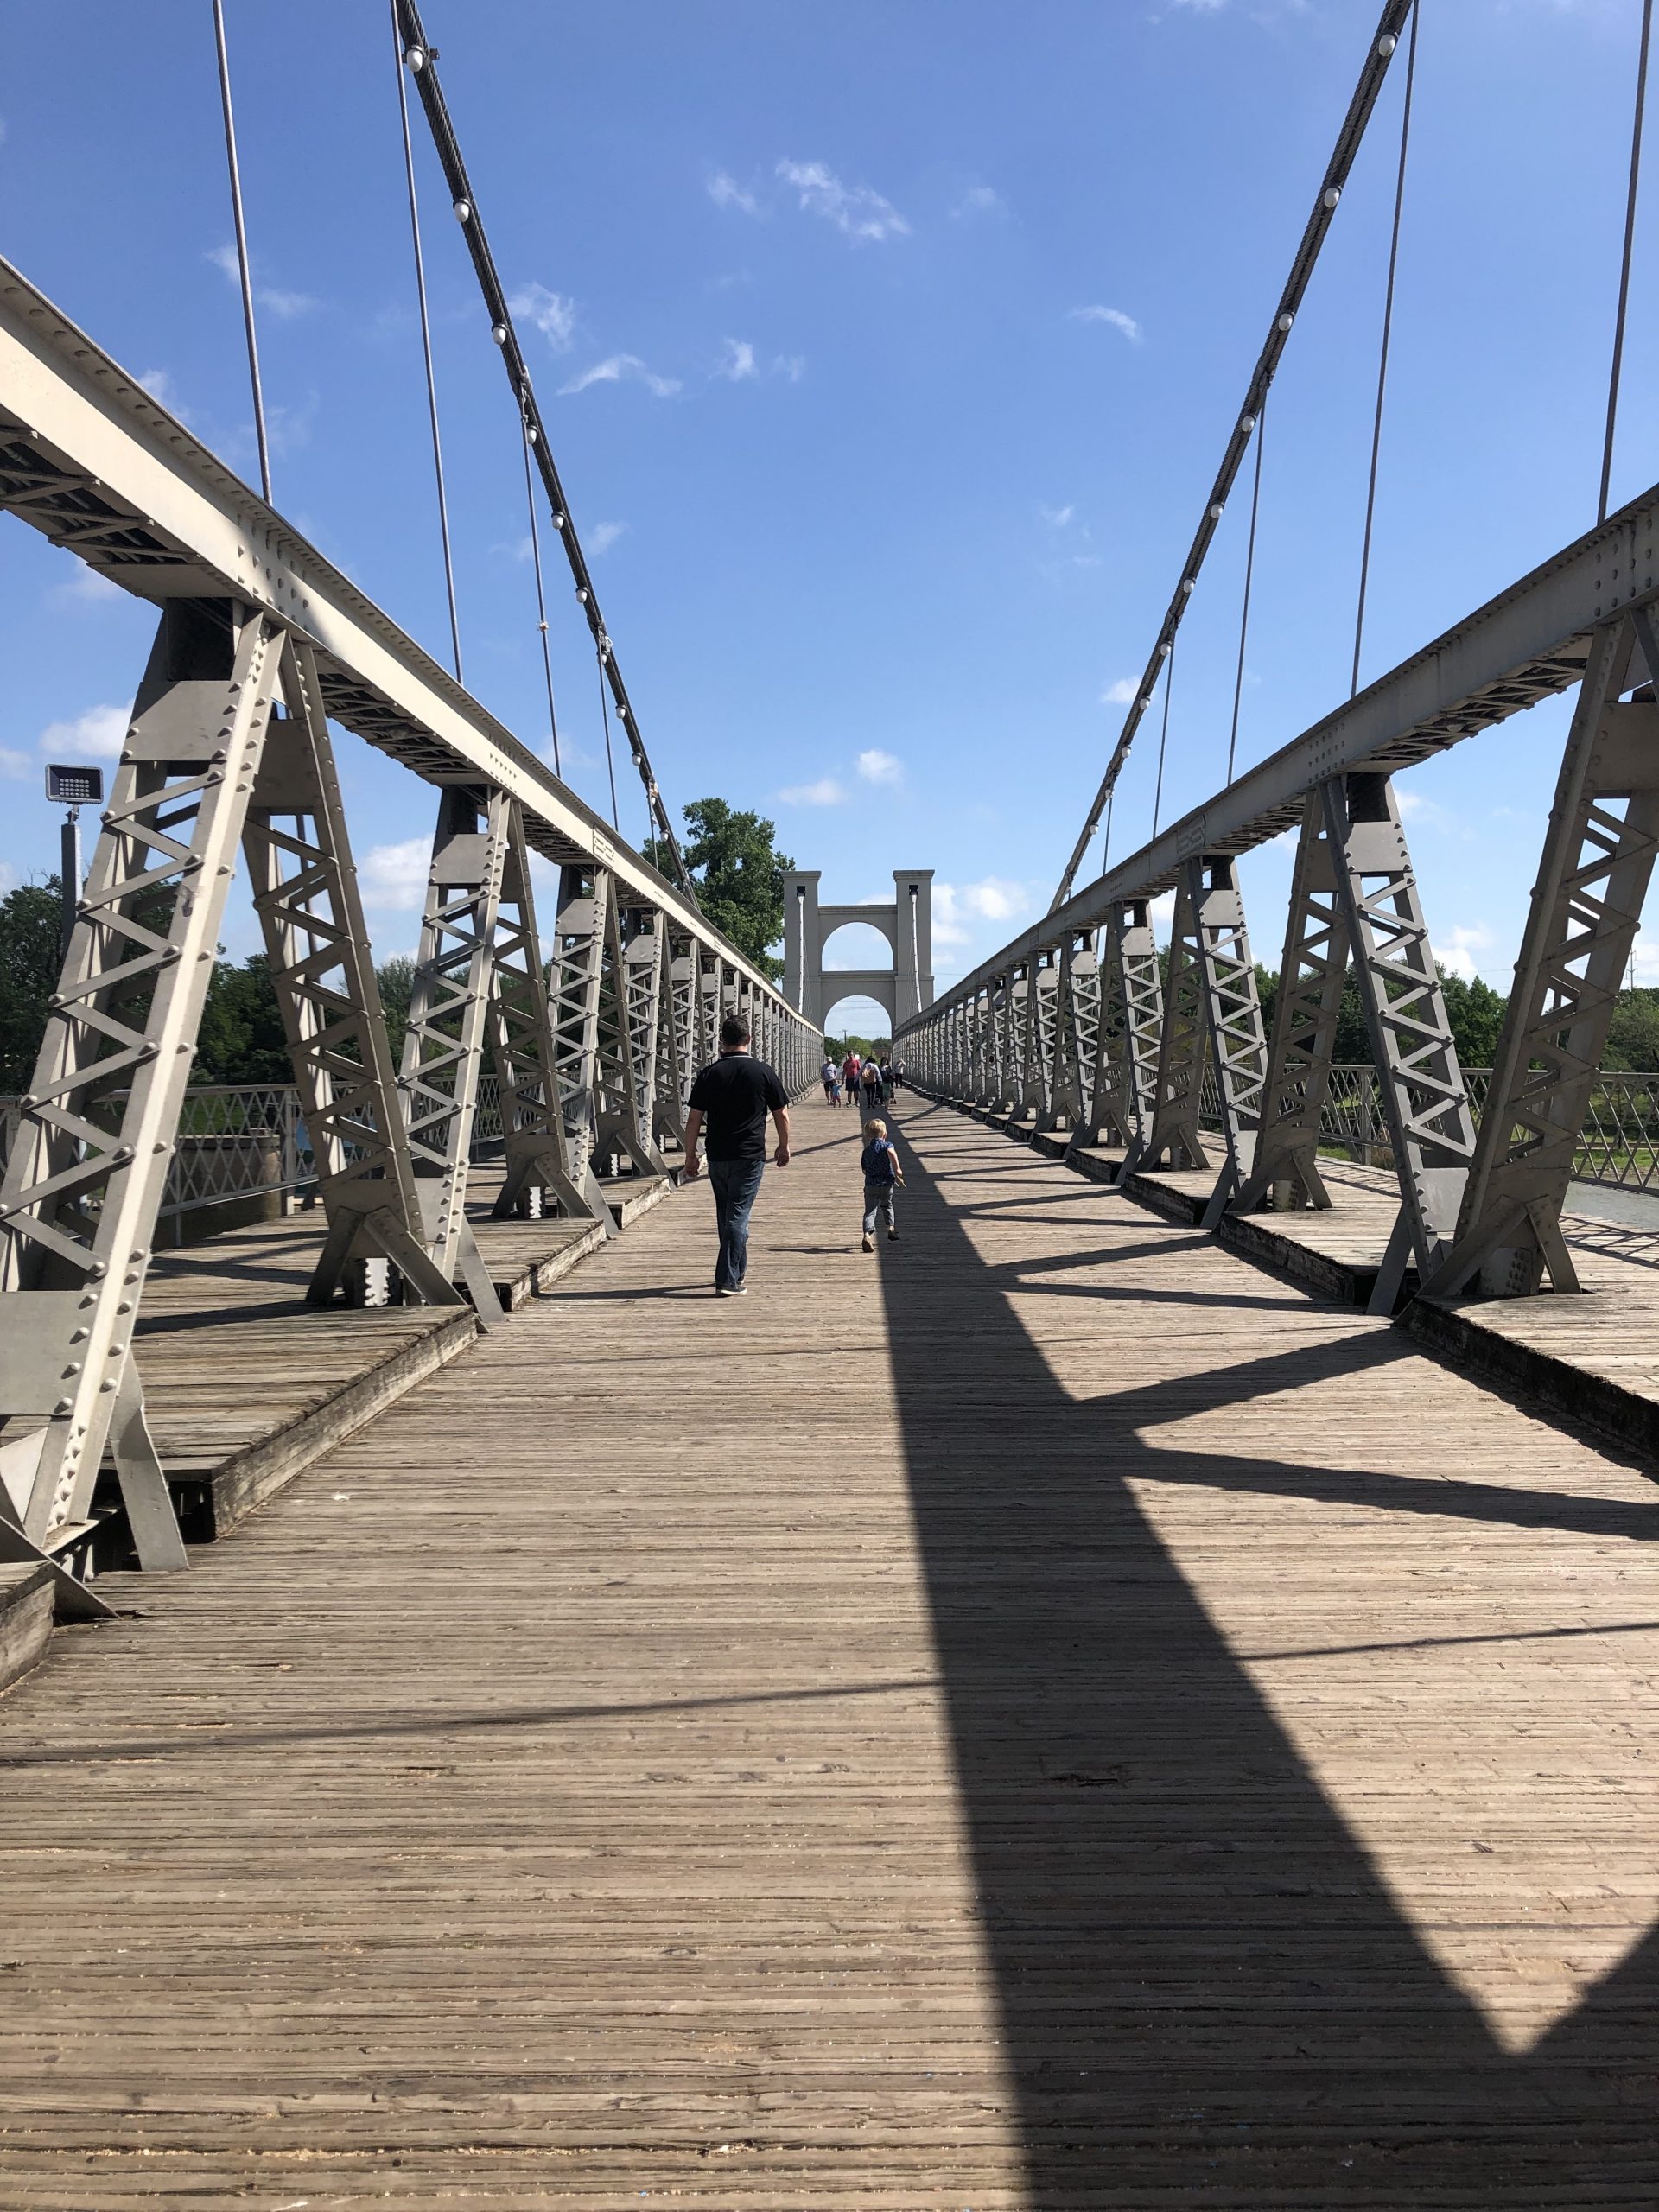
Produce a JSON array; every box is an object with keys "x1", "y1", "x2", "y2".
[{"x1": 45, "y1": 763, "x2": 104, "y2": 956}]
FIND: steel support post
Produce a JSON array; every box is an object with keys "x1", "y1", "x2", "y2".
[
  {"x1": 1425, "y1": 618, "x2": 1658, "y2": 1299},
  {"x1": 1185, "y1": 857, "x2": 1270, "y2": 1230},
  {"x1": 1079, "y1": 900, "x2": 1163, "y2": 1175},
  {"x1": 0, "y1": 601, "x2": 283, "y2": 1606},
  {"x1": 590, "y1": 881, "x2": 659, "y2": 1182},
  {"x1": 1147, "y1": 866, "x2": 1212, "y2": 1173},
  {"x1": 1231, "y1": 792, "x2": 1351, "y2": 1217},
  {"x1": 1324, "y1": 772, "x2": 1478, "y2": 1313},
  {"x1": 618, "y1": 906, "x2": 671, "y2": 1177},
  {"x1": 656, "y1": 934, "x2": 696, "y2": 1155},
  {"x1": 550, "y1": 863, "x2": 620, "y2": 1231},
  {"x1": 486, "y1": 800, "x2": 594, "y2": 1227},
  {"x1": 1054, "y1": 931, "x2": 1096, "y2": 1138},
  {"x1": 246, "y1": 639, "x2": 464, "y2": 1311},
  {"x1": 398, "y1": 785, "x2": 512, "y2": 1315},
  {"x1": 1032, "y1": 952, "x2": 1065, "y2": 1133}
]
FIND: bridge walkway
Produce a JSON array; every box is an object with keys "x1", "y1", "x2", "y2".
[{"x1": 2, "y1": 1097, "x2": 1658, "y2": 2206}]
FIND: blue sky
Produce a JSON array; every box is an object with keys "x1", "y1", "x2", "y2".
[{"x1": 2, "y1": 0, "x2": 1655, "y2": 1039}]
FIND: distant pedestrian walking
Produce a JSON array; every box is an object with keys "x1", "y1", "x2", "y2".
[
  {"x1": 821, "y1": 1055, "x2": 839, "y2": 1103},
  {"x1": 860, "y1": 1117, "x2": 905, "y2": 1252},
  {"x1": 683, "y1": 1014, "x2": 791, "y2": 1297},
  {"x1": 841, "y1": 1052, "x2": 861, "y2": 1108},
  {"x1": 862, "y1": 1058, "x2": 884, "y2": 1109}
]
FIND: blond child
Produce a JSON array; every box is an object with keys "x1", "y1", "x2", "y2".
[{"x1": 860, "y1": 1117, "x2": 905, "y2": 1251}]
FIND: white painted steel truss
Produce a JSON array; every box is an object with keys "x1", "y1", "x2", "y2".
[{"x1": 0, "y1": 265, "x2": 817, "y2": 1607}]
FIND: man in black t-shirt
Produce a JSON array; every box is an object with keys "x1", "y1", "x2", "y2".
[{"x1": 684, "y1": 1013, "x2": 791, "y2": 1296}]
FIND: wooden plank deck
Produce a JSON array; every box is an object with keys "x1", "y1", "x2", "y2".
[
  {"x1": 128, "y1": 1169, "x2": 613, "y2": 1539},
  {"x1": 3, "y1": 1097, "x2": 1659, "y2": 2204}
]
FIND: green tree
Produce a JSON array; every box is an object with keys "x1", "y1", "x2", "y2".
[
  {"x1": 194, "y1": 954, "x2": 290, "y2": 1084},
  {"x1": 0, "y1": 878, "x2": 63, "y2": 1091},
  {"x1": 375, "y1": 955, "x2": 416, "y2": 1067},
  {"x1": 1437, "y1": 969, "x2": 1507, "y2": 1068},
  {"x1": 646, "y1": 798, "x2": 793, "y2": 982}
]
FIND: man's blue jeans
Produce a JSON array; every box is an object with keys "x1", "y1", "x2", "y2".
[{"x1": 708, "y1": 1157, "x2": 765, "y2": 1290}]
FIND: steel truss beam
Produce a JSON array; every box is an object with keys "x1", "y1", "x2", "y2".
[
  {"x1": 0, "y1": 602, "x2": 283, "y2": 1605},
  {"x1": 398, "y1": 785, "x2": 512, "y2": 1315},
  {"x1": 1190, "y1": 858, "x2": 1270, "y2": 1231},
  {"x1": 617, "y1": 906, "x2": 672, "y2": 1178},
  {"x1": 902, "y1": 485, "x2": 1659, "y2": 1033},
  {"x1": 247, "y1": 638, "x2": 460, "y2": 1313},
  {"x1": 1425, "y1": 617, "x2": 1659, "y2": 1298},
  {"x1": 1147, "y1": 866, "x2": 1212, "y2": 1173},
  {"x1": 0, "y1": 261, "x2": 804, "y2": 1037},
  {"x1": 656, "y1": 935, "x2": 696, "y2": 1154},
  {"x1": 550, "y1": 864, "x2": 620, "y2": 1231},
  {"x1": 1047, "y1": 934, "x2": 1090, "y2": 1135},
  {"x1": 1325, "y1": 772, "x2": 1478, "y2": 1314},
  {"x1": 486, "y1": 802, "x2": 594, "y2": 1228},
  {"x1": 1230, "y1": 793, "x2": 1350, "y2": 1216}
]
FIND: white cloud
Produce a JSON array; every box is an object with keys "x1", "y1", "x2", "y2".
[
  {"x1": 1101, "y1": 677, "x2": 1138, "y2": 706},
  {"x1": 587, "y1": 520, "x2": 628, "y2": 556},
  {"x1": 1438, "y1": 922, "x2": 1496, "y2": 981},
  {"x1": 1040, "y1": 503, "x2": 1076, "y2": 529},
  {"x1": 360, "y1": 836, "x2": 433, "y2": 908},
  {"x1": 494, "y1": 534, "x2": 535, "y2": 563},
  {"x1": 777, "y1": 159, "x2": 910, "y2": 244},
  {"x1": 207, "y1": 243, "x2": 318, "y2": 320},
  {"x1": 778, "y1": 777, "x2": 848, "y2": 806},
  {"x1": 932, "y1": 875, "x2": 1034, "y2": 948},
  {"x1": 773, "y1": 353, "x2": 806, "y2": 383},
  {"x1": 856, "y1": 748, "x2": 904, "y2": 787},
  {"x1": 708, "y1": 171, "x2": 760, "y2": 216},
  {"x1": 716, "y1": 337, "x2": 759, "y2": 382},
  {"x1": 1070, "y1": 304, "x2": 1142, "y2": 343},
  {"x1": 0, "y1": 746, "x2": 30, "y2": 779},
  {"x1": 51, "y1": 563, "x2": 122, "y2": 607},
  {"x1": 0, "y1": 861, "x2": 16, "y2": 898},
  {"x1": 952, "y1": 184, "x2": 1007, "y2": 219},
  {"x1": 559, "y1": 353, "x2": 681, "y2": 398},
  {"x1": 508, "y1": 282, "x2": 578, "y2": 351},
  {"x1": 39, "y1": 703, "x2": 129, "y2": 760}
]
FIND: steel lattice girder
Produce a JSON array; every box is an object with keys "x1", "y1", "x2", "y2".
[
  {"x1": 0, "y1": 259, "x2": 804, "y2": 1041},
  {"x1": 902, "y1": 489, "x2": 1659, "y2": 1035},
  {"x1": 1427, "y1": 616, "x2": 1659, "y2": 1298},
  {"x1": 1147, "y1": 869, "x2": 1212, "y2": 1174}
]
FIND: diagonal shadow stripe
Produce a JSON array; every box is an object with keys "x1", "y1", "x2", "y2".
[{"x1": 878, "y1": 1096, "x2": 1659, "y2": 2198}]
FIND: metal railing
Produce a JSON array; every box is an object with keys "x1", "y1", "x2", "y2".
[
  {"x1": 1194, "y1": 1065, "x2": 1659, "y2": 1194},
  {"x1": 0, "y1": 1077, "x2": 516, "y2": 1229}
]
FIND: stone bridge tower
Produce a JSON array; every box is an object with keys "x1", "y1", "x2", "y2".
[{"x1": 781, "y1": 869, "x2": 935, "y2": 1033}]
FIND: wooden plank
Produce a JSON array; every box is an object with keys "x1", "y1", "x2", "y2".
[{"x1": 0, "y1": 1098, "x2": 1656, "y2": 2200}]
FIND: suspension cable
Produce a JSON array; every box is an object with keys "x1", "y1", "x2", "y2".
[
  {"x1": 1352, "y1": 1, "x2": 1420, "y2": 696},
  {"x1": 1227, "y1": 397, "x2": 1268, "y2": 782},
  {"x1": 1049, "y1": 0, "x2": 1417, "y2": 912},
  {"x1": 1150, "y1": 638, "x2": 1178, "y2": 842},
  {"x1": 596, "y1": 637, "x2": 620, "y2": 831},
  {"x1": 209, "y1": 0, "x2": 271, "y2": 504},
  {"x1": 1600, "y1": 0, "x2": 1654, "y2": 524},
  {"x1": 518, "y1": 386, "x2": 562, "y2": 777},
  {"x1": 390, "y1": 2, "x2": 463, "y2": 683},
  {"x1": 390, "y1": 0, "x2": 696, "y2": 906}
]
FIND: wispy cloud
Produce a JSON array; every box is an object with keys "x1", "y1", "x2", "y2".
[
  {"x1": 509, "y1": 282, "x2": 578, "y2": 351},
  {"x1": 1101, "y1": 677, "x2": 1138, "y2": 706},
  {"x1": 716, "y1": 337, "x2": 759, "y2": 382},
  {"x1": 708, "y1": 171, "x2": 760, "y2": 216},
  {"x1": 951, "y1": 184, "x2": 1007, "y2": 219},
  {"x1": 0, "y1": 746, "x2": 30, "y2": 779},
  {"x1": 207, "y1": 242, "x2": 318, "y2": 321},
  {"x1": 1439, "y1": 921, "x2": 1496, "y2": 981},
  {"x1": 588, "y1": 520, "x2": 628, "y2": 556},
  {"x1": 40, "y1": 702, "x2": 129, "y2": 760},
  {"x1": 50, "y1": 560, "x2": 122, "y2": 607},
  {"x1": 1040, "y1": 503, "x2": 1076, "y2": 529},
  {"x1": 360, "y1": 837, "x2": 432, "y2": 908},
  {"x1": 933, "y1": 875, "x2": 1033, "y2": 947},
  {"x1": 559, "y1": 353, "x2": 682, "y2": 399},
  {"x1": 778, "y1": 777, "x2": 848, "y2": 807},
  {"x1": 777, "y1": 159, "x2": 910, "y2": 244},
  {"x1": 773, "y1": 353, "x2": 806, "y2": 383},
  {"x1": 1070, "y1": 304, "x2": 1142, "y2": 343},
  {"x1": 856, "y1": 748, "x2": 904, "y2": 787}
]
